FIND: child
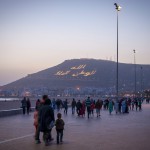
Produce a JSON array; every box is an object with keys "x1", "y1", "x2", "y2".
[
  {"x1": 55, "y1": 113, "x2": 65, "y2": 144},
  {"x1": 33, "y1": 108, "x2": 41, "y2": 143},
  {"x1": 90, "y1": 101, "x2": 95, "y2": 116}
]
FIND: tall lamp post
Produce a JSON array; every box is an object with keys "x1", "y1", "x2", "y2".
[
  {"x1": 140, "y1": 66, "x2": 143, "y2": 97},
  {"x1": 114, "y1": 3, "x2": 121, "y2": 101},
  {"x1": 133, "y1": 49, "x2": 137, "y2": 97}
]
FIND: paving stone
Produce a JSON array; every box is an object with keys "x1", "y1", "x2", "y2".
[{"x1": 0, "y1": 103, "x2": 150, "y2": 150}]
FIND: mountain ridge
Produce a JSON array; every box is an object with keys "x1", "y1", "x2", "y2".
[{"x1": 1, "y1": 59, "x2": 150, "y2": 93}]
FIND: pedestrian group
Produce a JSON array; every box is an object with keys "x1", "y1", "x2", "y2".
[{"x1": 32, "y1": 95, "x2": 144, "y2": 146}]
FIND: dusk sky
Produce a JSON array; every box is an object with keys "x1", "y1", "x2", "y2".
[{"x1": 0, "y1": 0, "x2": 150, "y2": 86}]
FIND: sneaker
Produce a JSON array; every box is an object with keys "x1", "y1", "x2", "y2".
[
  {"x1": 45, "y1": 142, "x2": 50, "y2": 146},
  {"x1": 35, "y1": 140, "x2": 41, "y2": 144},
  {"x1": 50, "y1": 138, "x2": 54, "y2": 141},
  {"x1": 45, "y1": 141, "x2": 50, "y2": 146},
  {"x1": 48, "y1": 137, "x2": 54, "y2": 142}
]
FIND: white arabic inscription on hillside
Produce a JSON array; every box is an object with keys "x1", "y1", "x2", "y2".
[{"x1": 54, "y1": 64, "x2": 96, "y2": 77}]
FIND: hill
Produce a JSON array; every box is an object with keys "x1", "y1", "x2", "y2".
[{"x1": 1, "y1": 59, "x2": 150, "y2": 95}]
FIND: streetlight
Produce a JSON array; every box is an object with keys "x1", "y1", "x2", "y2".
[
  {"x1": 114, "y1": 3, "x2": 122, "y2": 101},
  {"x1": 133, "y1": 49, "x2": 136, "y2": 97},
  {"x1": 140, "y1": 66, "x2": 143, "y2": 97}
]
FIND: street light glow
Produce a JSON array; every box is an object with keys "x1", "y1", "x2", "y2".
[{"x1": 114, "y1": 3, "x2": 122, "y2": 11}]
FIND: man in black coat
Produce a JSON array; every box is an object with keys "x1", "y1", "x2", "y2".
[{"x1": 39, "y1": 98, "x2": 55, "y2": 146}]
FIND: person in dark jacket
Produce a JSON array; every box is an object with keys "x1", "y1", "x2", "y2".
[
  {"x1": 26, "y1": 98, "x2": 31, "y2": 114},
  {"x1": 71, "y1": 98, "x2": 76, "y2": 114},
  {"x1": 21, "y1": 97, "x2": 27, "y2": 114},
  {"x1": 35, "y1": 95, "x2": 48, "y2": 144},
  {"x1": 63, "y1": 99, "x2": 68, "y2": 115},
  {"x1": 55, "y1": 113, "x2": 65, "y2": 144},
  {"x1": 85, "y1": 97, "x2": 91, "y2": 118},
  {"x1": 76, "y1": 100, "x2": 82, "y2": 116},
  {"x1": 39, "y1": 98, "x2": 55, "y2": 146}
]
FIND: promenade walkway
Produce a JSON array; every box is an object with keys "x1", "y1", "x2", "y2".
[{"x1": 0, "y1": 103, "x2": 150, "y2": 150}]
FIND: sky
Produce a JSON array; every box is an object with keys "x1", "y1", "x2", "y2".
[{"x1": 0, "y1": 0, "x2": 150, "y2": 86}]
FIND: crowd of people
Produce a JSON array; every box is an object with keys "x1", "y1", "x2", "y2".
[
  {"x1": 31, "y1": 95, "x2": 146, "y2": 146},
  {"x1": 48, "y1": 96, "x2": 144, "y2": 117}
]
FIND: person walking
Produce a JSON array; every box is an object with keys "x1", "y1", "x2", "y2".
[
  {"x1": 56, "y1": 99, "x2": 61, "y2": 112},
  {"x1": 114, "y1": 100, "x2": 119, "y2": 114},
  {"x1": 90, "y1": 101, "x2": 95, "y2": 116},
  {"x1": 55, "y1": 113, "x2": 65, "y2": 144},
  {"x1": 108, "y1": 99, "x2": 114, "y2": 115},
  {"x1": 80, "y1": 100, "x2": 86, "y2": 117},
  {"x1": 118, "y1": 99, "x2": 122, "y2": 113},
  {"x1": 121, "y1": 99, "x2": 126, "y2": 113},
  {"x1": 135, "y1": 98, "x2": 138, "y2": 111},
  {"x1": 35, "y1": 99, "x2": 41, "y2": 110},
  {"x1": 85, "y1": 97, "x2": 91, "y2": 119},
  {"x1": 33, "y1": 108, "x2": 39, "y2": 140},
  {"x1": 131, "y1": 99, "x2": 135, "y2": 110},
  {"x1": 95, "y1": 99, "x2": 101, "y2": 117},
  {"x1": 138, "y1": 98, "x2": 142, "y2": 111},
  {"x1": 26, "y1": 98, "x2": 31, "y2": 114},
  {"x1": 21, "y1": 97, "x2": 27, "y2": 115},
  {"x1": 71, "y1": 98, "x2": 76, "y2": 114},
  {"x1": 63, "y1": 99, "x2": 68, "y2": 115},
  {"x1": 95, "y1": 99, "x2": 100, "y2": 117},
  {"x1": 39, "y1": 98, "x2": 55, "y2": 146},
  {"x1": 76, "y1": 100, "x2": 82, "y2": 116},
  {"x1": 52, "y1": 98, "x2": 56, "y2": 110},
  {"x1": 35, "y1": 95, "x2": 48, "y2": 144}
]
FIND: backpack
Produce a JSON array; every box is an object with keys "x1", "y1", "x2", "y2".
[{"x1": 56, "y1": 119, "x2": 64, "y2": 130}]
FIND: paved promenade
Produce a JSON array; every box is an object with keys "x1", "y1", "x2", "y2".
[{"x1": 0, "y1": 103, "x2": 150, "y2": 150}]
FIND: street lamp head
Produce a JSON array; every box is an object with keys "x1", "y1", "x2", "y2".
[
  {"x1": 114, "y1": 3, "x2": 122, "y2": 11},
  {"x1": 114, "y1": 3, "x2": 117, "y2": 7}
]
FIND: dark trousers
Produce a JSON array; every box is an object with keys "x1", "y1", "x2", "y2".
[
  {"x1": 76, "y1": 108, "x2": 80, "y2": 115},
  {"x1": 27, "y1": 107, "x2": 30, "y2": 114},
  {"x1": 22, "y1": 107, "x2": 26, "y2": 114},
  {"x1": 43, "y1": 129, "x2": 52, "y2": 144},
  {"x1": 64, "y1": 108, "x2": 68, "y2": 114},
  {"x1": 87, "y1": 106, "x2": 91, "y2": 118},
  {"x1": 135, "y1": 105, "x2": 138, "y2": 111},
  {"x1": 56, "y1": 129, "x2": 63, "y2": 144}
]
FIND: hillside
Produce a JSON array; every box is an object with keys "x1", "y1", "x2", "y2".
[{"x1": 2, "y1": 59, "x2": 150, "y2": 92}]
